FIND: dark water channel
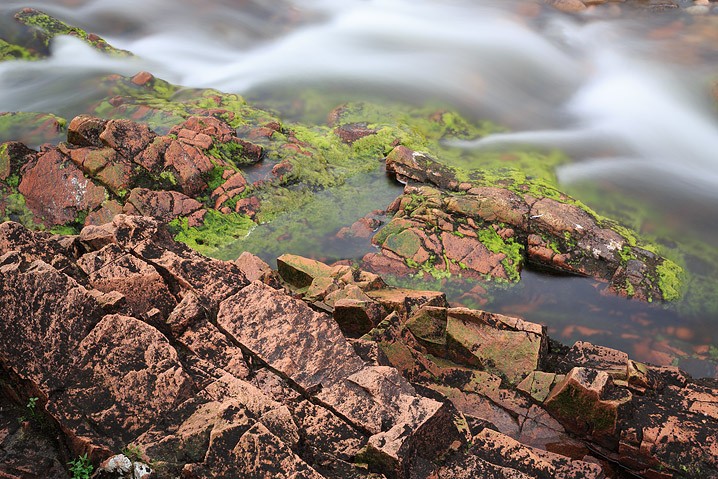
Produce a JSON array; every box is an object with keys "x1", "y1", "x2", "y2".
[{"x1": 1, "y1": 0, "x2": 717, "y2": 377}]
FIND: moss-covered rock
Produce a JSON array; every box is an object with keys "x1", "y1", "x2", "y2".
[
  {"x1": 12, "y1": 8, "x2": 131, "y2": 58},
  {"x1": 363, "y1": 145, "x2": 684, "y2": 303}
]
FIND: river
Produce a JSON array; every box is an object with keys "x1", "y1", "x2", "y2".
[{"x1": 1, "y1": 0, "x2": 717, "y2": 377}]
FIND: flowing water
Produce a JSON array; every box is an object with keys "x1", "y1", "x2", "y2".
[{"x1": 1, "y1": 0, "x2": 717, "y2": 376}]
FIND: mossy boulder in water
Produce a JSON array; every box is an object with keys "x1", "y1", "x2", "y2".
[
  {"x1": 0, "y1": 8, "x2": 130, "y2": 61},
  {"x1": 362, "y1": 145, "x2": 683, "y2": 303}
]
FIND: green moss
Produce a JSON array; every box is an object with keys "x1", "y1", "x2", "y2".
[
  {"x1": 656, "y1": 259, "x2": 683, "y2": 302},
  {"x1": 547, "y1": 383, "x2": 616, "y2": 436},
  {"x1": 406, "y1": 257, "x2": 452, "y2": 280},
  {"x1": 169, "y1": 210, "x2": 255, "y2": 255},
  {"x1": 384, "y1": 229, "x2": 422, "y2": 259},
  {"x1": 0, "y1": 39, "x2": 36, "y2": 61},
  {"x1": 476, "y1": 227, "x2": 523, "y2": 282},
  {"x1": 2, "y1": 192, "x2": 41, "y2": 228},
  {"x1": 49, "y1": 225, "x2": 79, "y2": 235},
  {"x1": 158, "y1": 170, "x2": 178, "y2": 187}
]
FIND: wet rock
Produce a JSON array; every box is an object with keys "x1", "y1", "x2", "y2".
[
  {"x1": 370, "y1": 145, "x2": 681, "y2": 302},
  {"x1": 82, "y1": 215, "x2": 249, "y2": 305},
  {"x1": 18, "y1": 148, "x2": 106, "y2": 226},
  {"x1": 0, "y1": 112, "x2": 66, "y2": 147},
  {"x1": 333, "y1": 298, "x2": 386, "y2": 338},
  {"x1": 555, "y1": 341, "x2": 630, "y2": 379},
  {"x1": 445, "y1": 308, "x2": 546, "y2": 384},
  {"x1": 386, "y1": 146, "x2": 459, "y2": 191},
  {"x1": 471, "y1": 428, "x2": 604, "y2": 479},
  {"x1": 123, "y1": 188, "x2": 203, "y2": 223},
  {"x1": 99, "y1": 119, "x2": 157, "y2": 159},
  {"x1": 0, "y1": 220, "x2": 715, "y2": 479},
  {"x1": 334, "y1": 123, "x2": 378, "y2": 144},
  {"x1": 163, "y1": 140, "x2": 213, "y2": 195},
  {"x1": 218, "y1": 281, "x2": 366, "y2": 391}
]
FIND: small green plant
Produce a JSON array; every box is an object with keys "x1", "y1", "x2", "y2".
[
  {"x1": 26, "y1": 397, "x2": 38, "y2": 415},
  {"x1": 68, "y1": 453, "x2": 93, "y2": 479},
  {"x1": 18, "y1": 396, "x2": 39, "y2": 423},
  {"x1": 122, "y1": 443, "x2": 143, "y2": 462}
]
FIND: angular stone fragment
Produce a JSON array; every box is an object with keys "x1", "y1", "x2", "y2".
[
  {"x1": 81, "y1": 215, "x2": 248, "y2": 305},
  {"x1": 556, "y1": 341, "x2": 629, "y2": 380},
  {"x1": 277, "y1": 253, "x2": 338, "y2": 288},
  {"x1": 0, "y1": 253, "x2": 104, "y2": 390},
  {"x1": 445, "y1": 308, "x2": 546, "y2": 384},
  {"x1": 99, "y1": 118, "x2": 157, "y2": 159},
  {"x1": 517, "y1": 371, "x2": 565, "y2": 403},
  {"x1": 366, "y1": 287, "x2": 447, "y2": 316},
  {"x1": 472, "y1": 428, "x2": 605, "y2": 479},
  {"x1": 544, "y1": 367, "x2": 631, "y2": 442},
  {"x1": 78, "y1": 242, "x2": 178, "y2": 318},
  {"x1": 218, "y1": 281, "x2": 365, "y2": 392},
  {"x1": 333, "y1": 298, "x2": 386, "y2": 338},
  {"x1": 68, "y1": 115, "x2": 108, "y2": 148},
  {"x1": 235, "y1": 251, "x2": 281, "y2": 287},
  {"x1": 47, "y1": 314, "x2": 196, "y2": 455}
]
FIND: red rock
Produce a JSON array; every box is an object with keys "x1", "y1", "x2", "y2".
[
  {"x1": 271, "y1": 160, "x2": 294, "y2": 178},
  {"x1": 386, "y1": 146, "x2": 459, "y2": 190},
  {"x1": 235, "y1": 138, "x2": 263, "y2": 164},
  {"x1": 85, "y1": 200, "x2": 125, "y2": 226},
  {"x1": 131, "y1": 71, "x2": 155, "y2": 85},
  {"x1": 171, "y1": 116, "x2": 235, "y2": 143},
  {"x1": 471, "y1": 428, "x2": 604, "y2": 479},
  {"x1": 366, "y1": 286, "x2": 447, "y2": 316},
  {"x1": 334, "y1": 123, "x2": 378, "y2": 144},
  {"x1": 77, "y1": 242, "x2": 178, "y2": 319},
  {"x1": 123, "y1": 188, "x2": 203, "y2": 223},
  {"x1": 447, "y1": 186, "x2": 529, "y2": 228},
  {"x1": 332, "y1": 298, "x2": 386, "y2": 338},
  {"x1": 135, "y1": 136, "x2": 171, "y2": 172},
  {"x1": 234, "y1": 251, "x2": 281, "y2": 288},
  {"x1": 0, "y1": 249, "x2": 105, "y2": 392},
  {"x1": 99, "y1": 118, "x2": 157, "y2": 159},
  {"x1": 67, "y1": 115, "x2": 108, "y2": 148},
  {"x1": 556, "y1": 341, "x2": 630, "y2": 380},
  {"x1": 218, "y1": 281, "x2": 365, "y2": 391},
  {"x1": 163, "y1": 140, "x2": 213, "y2": 195},
  {"x1": 18, "y1": 148, "x2": 106, "y2": 226},
  {"x1": 544, "y1": 367, "x2": 632, "y2": 443}
]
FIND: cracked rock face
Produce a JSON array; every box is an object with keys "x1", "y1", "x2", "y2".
[{"x1": 0, "y1": 216, "x2": 715, "y2": 479}]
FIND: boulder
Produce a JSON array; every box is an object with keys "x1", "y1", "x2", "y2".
[{"x1": 18, "y1": 149, "x2": 106, "y2": 226}]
